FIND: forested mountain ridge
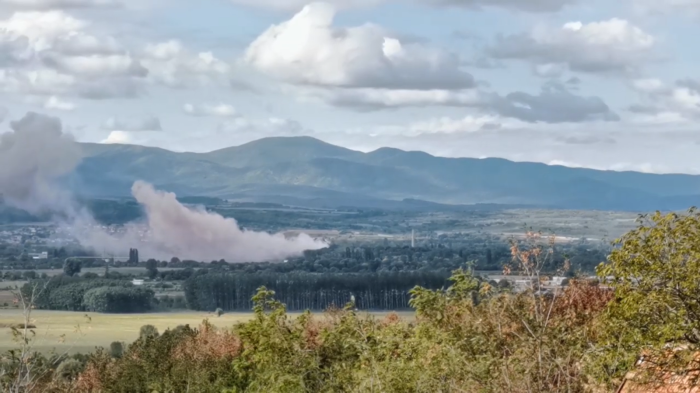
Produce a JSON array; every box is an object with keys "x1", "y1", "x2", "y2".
[{"x1": 74, "y1": 137, "x2": 700, "y2": 211}]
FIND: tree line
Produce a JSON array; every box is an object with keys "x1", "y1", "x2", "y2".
[{"x1": 184, "y1": 271, "x2": 452, "y2": 311}]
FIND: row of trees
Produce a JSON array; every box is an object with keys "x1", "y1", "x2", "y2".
[{"x1": 184, "y1": 271, "x2": 452, "y2": 311}]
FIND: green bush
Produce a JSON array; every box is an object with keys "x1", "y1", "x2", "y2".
[
  {"x1": 109, "y1": 341, "x2": 124, "y2": 359},
  {"x1": 139, "y1": 324, "x2": 159, "y2": 340},
  {"x1": 54, "y1": 358, "x2": 83, "y2": 382},
  {"x1": 83, "y1": 286, "x2": 155, "y2": 313}
]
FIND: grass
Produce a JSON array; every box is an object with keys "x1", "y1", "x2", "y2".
[{"x1": 0, "y1": 309, "x2": 415, "y2": 355}]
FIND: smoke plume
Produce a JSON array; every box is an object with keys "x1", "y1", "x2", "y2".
[
  {"x1": 0, "y1": 112, "x2": 328, "y2": 262},
  {"x1": 127, "y1": 181, "x2": 325, "y2": 261},
  {"x1": 0, "y1": 112, "x2": 81, "y2": 214}
]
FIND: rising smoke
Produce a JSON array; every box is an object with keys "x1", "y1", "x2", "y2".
[
  {"x1": 0, "y1": 112, "x2": 327, "y2": 262},
  {"x1": 0, "y1": 112, "x2": 81, "y2": 214}
]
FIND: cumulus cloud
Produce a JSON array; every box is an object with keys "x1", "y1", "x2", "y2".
[
  {"x1": 0, "y1": 0, "x2": 120, "y2": 10},
  {"x1": 421, "y1": 0, "x2": 577, "y2": 12},
  {"x1": 628, "y1": 77, "x2": 700, "y2": 120},
  {"x1": 44, "y1": 95, "x2": 75, "y2": 110},
  {"x1": 217, "y1": 116, "x2": 304, "y2": 136},
  {"x1": 41, "y1": 53, "x2": 147, "y2": 77},
  {"x1": 141, "y1": 40, "x2": 230, "y2": 88},
  {"x1": 310, "y1": 81, "x2": 618, "y2": 123},
  {"x1": 183, "y1": 102, "x2": 237, "y2": 117},
  {"x1": 311, "y1": 88, "x2": 488, "y2": 110},
  {"x1": 245, "y1": 3, "x2": 474, "y2": 90},
  {"x1": 487, "y1": 18, "x2": 657, "y2": 75},
  {"x1": 631, "y1": 0, "x2": 700, "y2": 16},
  {"x1": 366, "y1": 114, "x2": 506, "y2": 137},
  {"x1": 102, "y1": 115, "x2": 161, "y2": 132},
  {"x1": 0, "y1": 10, "x2": 149, "y2": 99},
  {"x1": 227, "y1": 0, "x2": 576, "y2": 12},
  {"x1": 0, "y1": 10, "x2": 227, "y2": 100},
  {"x1": 494, "y1": 81, "x2": 620, "y2": 123},
  {"x1": 227, "y1": 0, "x2": 381, "y2": 11}
]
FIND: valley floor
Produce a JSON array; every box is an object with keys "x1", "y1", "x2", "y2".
[{"x1": 0, "y1": 309, "x2": 415, "y2": 354}]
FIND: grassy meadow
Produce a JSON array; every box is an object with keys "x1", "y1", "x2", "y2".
[{"x1": 0, "y1": 309, "x2": 415, "y2": 355}]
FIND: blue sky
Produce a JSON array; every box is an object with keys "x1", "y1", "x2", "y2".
[{"x1": 0, "y1": 0, "x2": 699, "y2": 174}]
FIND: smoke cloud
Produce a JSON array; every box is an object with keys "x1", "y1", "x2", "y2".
[
  {"x1": 0, "y1": 112, "x2": 328, "y2": 262},
  {"x1": 0, "y1": 112, "x2": 81, "y2": 214},
  {"x1": 128, "y1": 181, "x2": 326, "y2": 261}
]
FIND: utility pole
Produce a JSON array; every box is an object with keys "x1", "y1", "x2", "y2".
[{"x1": 411, "y1": 229, "x2": 415, "y2": 248}]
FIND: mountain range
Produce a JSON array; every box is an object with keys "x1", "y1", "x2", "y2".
[{"x1": 70, "y1": 136, "x2": 700, "y2": 212}]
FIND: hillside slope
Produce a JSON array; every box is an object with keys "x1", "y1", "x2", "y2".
[{"x1": 74, "y1": 137, "x2": 700, "y2": 211}]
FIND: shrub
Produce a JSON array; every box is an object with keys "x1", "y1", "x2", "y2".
[
  {"x1": 215, "y1": 308, "x2": 224, "y2": 317},
  {"x1": 139, "y1": 324, "x2": 159, "y2": 340},
  {"x1": 54, "y1": 358, "x2": 83, "y2": 382},
  {"x1": 109, "y1": 341, "x2": 124, "y2": 359}
]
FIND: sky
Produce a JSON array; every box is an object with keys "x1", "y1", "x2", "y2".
[{"x1": 0, "y1": 0, "x2": 699, "y2": 174}]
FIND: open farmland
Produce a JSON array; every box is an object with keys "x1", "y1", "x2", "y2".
[{"x1": 0, "y1": 309, "x2": 416, "y2": 355}]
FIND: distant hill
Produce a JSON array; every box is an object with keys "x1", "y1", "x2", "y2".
[{"x1": 72, "y1": 137, "x2": 700, "y2": 212}]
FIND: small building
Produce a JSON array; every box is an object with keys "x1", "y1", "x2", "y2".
[
  {"x1": 29, "y1": 252, "x2": 48, "y2": 260},
  {"x1": 132, "y1": 279, "x2": 144, "y2": 286}
]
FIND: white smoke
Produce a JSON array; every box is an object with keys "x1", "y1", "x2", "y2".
[
  {"x1": 0, "y1": 112, "x2": 328, "y2": 262},
  {"x1": 0, "y1": 112, "x2": 81, "y2": 215}
]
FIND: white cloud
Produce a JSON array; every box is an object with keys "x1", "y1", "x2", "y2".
[
  {"x1": 488, "y1": 18, "x2": 657, "y2": 75},
  {"x1": 0, "y1": 0, "x2": 120, "y2": 10},
  {"x1": 44, "y1": 95, "x2": 75, "y2": 110},
  {"x1": 307, "y1": 81, "x2": 618, "y2": 123},
  {"x1": 42, "y1": 53, "x2": 147, "y2": 77},
  {"x1": 183, "y1": 102, "x2": 237, "y2": 117},
  {"x1": 226, "y1": 0, "x2": 576, "y2": 12},
  {"x1": 100, "y1": 130, "x2": 144, "y2": 145},
  {"x1": 420, "y1": 0, "x2": 577, "y2": 12},
  {"x1": 0, "y1": 11, "x2": 87, "y2": 51},
  {"x1": 632, "y1": 0, "x2": 700, "y2": 16},
  {"x1": 142, "y1": 40, "x2": 230, "y2": 88},
  {"x1": 0, "y1": 10, "x2": 228, "y2": 101},
  {"x1": 0, "y1": 10, "x2": 150, "y2": 99},
  {"x1": 245, "y1": 3, "x2": 474, "y2": 90},
  {"x1": 309, "y1": 88, "x2": 488, "y2": 109},
  {"x1": 217, "y1": 116, "x2": 304, "y2": 136},
  {"x1": 102, "y1": 115, "x2": 161, "y2": 131},
  {"x1": 0, "y1": 68, "x2": 75, "y2": 95},
  {"x1": 629, "y1": 77, "x2": 700, "y2": 121},
  {"x1": 375, "y1": 115, "x2": 508, "y2": 136}
]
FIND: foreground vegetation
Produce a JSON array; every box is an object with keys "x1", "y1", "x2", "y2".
[{"x1": 4, "y1": 210, "x2": 700, "y2": 391}]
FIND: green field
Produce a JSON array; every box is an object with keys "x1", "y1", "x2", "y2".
[{"x1": 0, "y1": 309, "x2": 415, "y2": 355}]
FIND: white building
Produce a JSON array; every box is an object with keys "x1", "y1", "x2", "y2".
[{"x1": 29, "y1": 252, "x2": 48, "y2": 260}]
